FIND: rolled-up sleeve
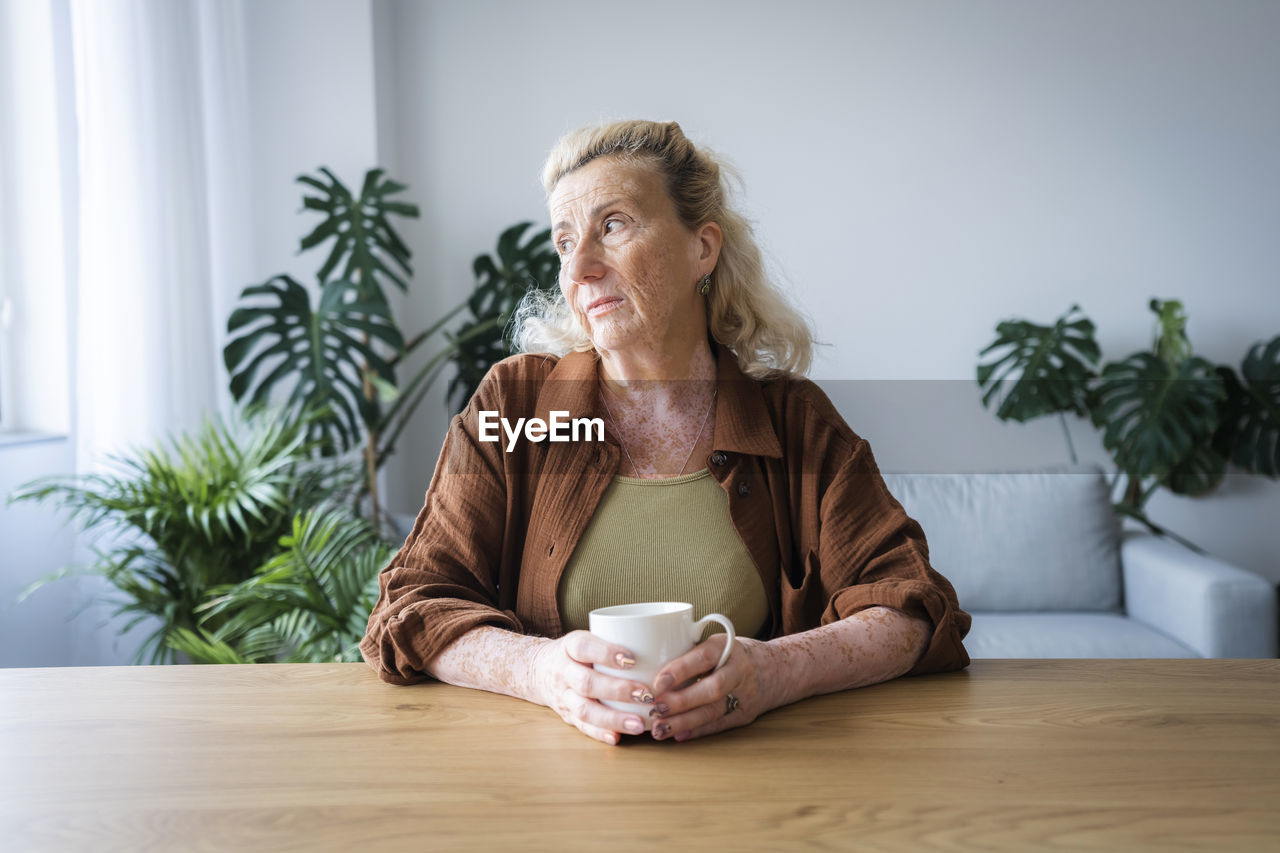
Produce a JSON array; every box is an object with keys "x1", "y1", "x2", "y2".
[
  {"x1": 814, "y1": 439, "x2": 971, "y2": 675},
  {"x1": 359, "y1": 388, "x2": 524, "y2": 685}
]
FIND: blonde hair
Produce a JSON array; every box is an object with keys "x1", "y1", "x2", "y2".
[{"x1": 512, "y1": 119, "x2": 813, "y2": 378}]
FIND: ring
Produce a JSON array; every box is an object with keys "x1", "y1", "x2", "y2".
[{"x1": 725, "y1": 693, "x2": 740, "y2": 715}]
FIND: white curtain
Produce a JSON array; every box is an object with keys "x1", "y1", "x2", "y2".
[
  {"x1": 70, "y1": 0, "x2": 251, "y2": 473},
  {"x1": 0, "y1": 0, "x2": 252, "y2": 663}
]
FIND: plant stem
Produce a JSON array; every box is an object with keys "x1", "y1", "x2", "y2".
[
  {"x1": 1058, "y1": 412, "x2": 1078, "y2": 464},
  {"x1": 1118, "y1": 505, "x2": 1208, "y2": 555},
  {"x1": 1125, "y1": 475, "x2": 1143, "y2": 512},
  {"x1": 364, "y1": 427, "x2": 380, "y2": 536},
  {"x1": 351, "y1": 260, "x2": 382, "y2": 529},
  {"x1": 373, "y1": 314, "x2": 506, "y2": 466},
  {"x1": 376, "y1": 359, "x2": 450, "y2": 469},
  {"x1": 390, "y1": 301, "x2": 468, "y2": 367}
]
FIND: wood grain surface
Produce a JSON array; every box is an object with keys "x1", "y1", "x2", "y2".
[{"x1": 1, "y1": 659, "x2": 1277, "y2": 851}]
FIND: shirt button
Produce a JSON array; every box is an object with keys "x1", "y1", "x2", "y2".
[
  {"x1": 737, "y1": 479, "x2": 752, "y2": 497},
  {"x1": 711, "y1": 451, "x2": 728, "y2": 466}
]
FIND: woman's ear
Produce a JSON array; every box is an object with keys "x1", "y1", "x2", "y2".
[{"x1": 696, "y1": 220, "x2": 723, "y2": 274}]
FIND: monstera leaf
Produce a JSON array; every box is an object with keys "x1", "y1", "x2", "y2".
[
  {"x1": 297, "y1": 167, "x2": 418, "y2": 304},
  {"x1": 1150, "y1": 298, "x2": 1193, "y2": 368},
  {"x1": 224, "y1": 275, "x2": 403, "y2": 453},
  {"x1": 1164, "y1": 442, "x2": 1228, "y2": 497},
  {"x1": 1214, "y1": 336, "x2": 1280, "y2": 476},
  {"x1": 1091, "y1": 352, "x2": 1224, "y2": 481},
  {"x1": 447, "y1": 222, "x2": 560, "y2": 412},
  {"x1": 977, "y1": 304, "x2": 1101, "y2": 422}
]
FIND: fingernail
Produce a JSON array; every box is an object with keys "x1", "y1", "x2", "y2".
[
  {"x1": 652, "y1": 722, "x2": 671, "y2": 739},
  {"x1": 615, "y1": 653, "x2": 636, "y2": 669},
  {"x1": 654, "y1": 674, "x2": 673, "y2": 693},
  {"x1": 674, "y1": 731, "x2": 692, "y2": 742},
  {"x1": 624, "y1": 718, "x2": 644, "y2": 734},
  {"x1": 655, "y1": 702, "x2": 671, "y2": 716},
  {"x1": 631, "y1": 688, "x2": 654, "y2": 703}
]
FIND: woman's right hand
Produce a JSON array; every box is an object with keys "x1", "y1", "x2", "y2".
[{"x1": 530, "y1": 630, "x2": 655, "y2": 745}]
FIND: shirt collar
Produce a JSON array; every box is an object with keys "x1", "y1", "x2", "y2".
[
  {"x1": 712, "y1": 345, "x2": 784, "y2": 459},
  {"x1": 534, "y1": 346, "x2": 783, "y2": 460}
]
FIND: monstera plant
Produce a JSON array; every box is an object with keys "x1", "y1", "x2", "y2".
[
  {"x1": 14, "y1": 169, "x2": 558, "y2": 666},
  {"x1": 977, "y1": 299, "x2": 1279, "y2": 549},
  {"x1": 223, "y1": 170, "x2": 555, "y2": 524},
  {"x1": 223, "y1": 168, "x2": 487, "y2": 528},
  {"x1": 447, "y1": 221, "x2": 560, "y2": 413}
]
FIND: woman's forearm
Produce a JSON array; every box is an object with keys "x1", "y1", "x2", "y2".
[
  {"x1": 425, "y1": 607, "x2": 928, "y2": 713},
  {"x1": 754, "y1": 606, "x2": 931, "y2": 710},
  {"x1": 424, "y1": 625, "x2": 552, "y2": 705}
]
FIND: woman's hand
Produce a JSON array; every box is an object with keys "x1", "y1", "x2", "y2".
[
  {"x1": 646, "y1": 635, "x2": 778, "y2": 742},
  {"x1": 529, "y1": 630, "x2": 658, "y2": 746}
]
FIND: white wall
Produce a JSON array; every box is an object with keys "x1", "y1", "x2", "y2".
[
  {"x1": 0, "y1": 439, "x2": 76, "y2": 667},
  {"x1": 242, "y1": 0, "x2": 379, "y2": 287},
  {"x1": 377, "y1": 0, "x2": 1280, "y2": 583}
]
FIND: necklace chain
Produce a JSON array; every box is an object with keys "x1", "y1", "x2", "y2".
[{"x1": 600, "y1": 386, "x2": 717, "y2": 478}]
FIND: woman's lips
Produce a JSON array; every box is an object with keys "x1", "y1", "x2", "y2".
[{"x1": 585, "y1": 296, "x2": 624, "y2": 317}]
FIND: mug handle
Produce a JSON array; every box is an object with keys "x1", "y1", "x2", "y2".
[{"x1": 693, "y1": 613, "x2": 736, "y2": 671}]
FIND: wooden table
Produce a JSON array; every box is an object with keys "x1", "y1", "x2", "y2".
[{"x1": 1, "y1": 660, "x2": 1277, "y2": 851}]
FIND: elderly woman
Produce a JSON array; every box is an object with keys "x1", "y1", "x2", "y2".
[{"x1": 361, "y1": 120, "x2": 970, "y2": 745}]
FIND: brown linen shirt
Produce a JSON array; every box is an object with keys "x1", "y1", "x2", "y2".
[{"x1": 360, "y1": 347, "x2": 971, "y2": 685}]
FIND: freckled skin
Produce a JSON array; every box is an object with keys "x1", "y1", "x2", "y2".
[
  {"x1": 550, "y1": 157, "x2": 711, "y2": 369},
  {"x1": 427, "y1": 608, "x2": 931, "y2": 746},
  {"x1": 423, "y1": 156, "x2": 935, "y2": 745},
  {"x1": 600, "y1": 370, "x2": 718, "y2": 477},
  {"x1": 550, "y1": 157, "x2": 720, "y2": 476}
]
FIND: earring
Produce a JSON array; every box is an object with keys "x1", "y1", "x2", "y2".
[{"x1": 697, "y1": 273, "x2": 712, "y2": 295}]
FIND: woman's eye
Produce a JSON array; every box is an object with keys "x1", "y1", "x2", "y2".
[
  {"x1": 604, "y1": 218, "x2": 622, "y2": 234},
  {"x1": 557, "y1": 238, "x2": 574, "y2": 255}
]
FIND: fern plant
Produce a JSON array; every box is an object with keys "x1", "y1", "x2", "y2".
[
  {"x1": 14, "y1": 173, "x2": 561, "y2": 665},
  {"x1": 9, "y1": 413, "x2": 353, "y2": 663},
  {"x1": 168, "y1": 507, "x2": 394, "y2": 664}
]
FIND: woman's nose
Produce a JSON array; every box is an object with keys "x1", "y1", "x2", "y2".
[{"x1": 563, "y1": 237, "x2": 605, "y2": 285}]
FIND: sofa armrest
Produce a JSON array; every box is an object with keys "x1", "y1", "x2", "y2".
[{"x1": 1121, "y1": 531, "x2": 1277, "y2": 658}]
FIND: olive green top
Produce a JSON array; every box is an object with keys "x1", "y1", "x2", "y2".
[{"x1": 557, "y1": 469, "x2": 770, "y2": 639}]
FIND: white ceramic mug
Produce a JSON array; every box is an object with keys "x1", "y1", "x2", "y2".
[{"x1": 589, "y1": 602, "x2": 736, "y2": 722}]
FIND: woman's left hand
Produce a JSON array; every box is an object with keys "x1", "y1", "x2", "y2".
[{"x1": 646, "y1": 634, "x2": 777, "y2": 742}]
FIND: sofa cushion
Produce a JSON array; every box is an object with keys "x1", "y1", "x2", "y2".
[
  {"x1": 964, "y1": 612, "x2": 1198, "y2": 658},
  {"x1": 880, "y1": 465, "x2": 1122, "y2": 612}
]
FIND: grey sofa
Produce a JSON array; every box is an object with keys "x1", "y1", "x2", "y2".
[{"x1": 881, "y1": 466, "x2": 1277, "y2": 658}]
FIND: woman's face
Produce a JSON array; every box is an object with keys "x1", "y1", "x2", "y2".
[{"x1": 549, "y1": 157, "x2": 717, "y2": 357}]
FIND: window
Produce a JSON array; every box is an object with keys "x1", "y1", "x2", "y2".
[
  {"x1": 0, "y1": 94, "x2": 13, "y2": 433},
  {"x1": 0, "y1": 0, "x2": 73, "y2": 437},
  {"x1": 0, "y1": 267, "x2": 12, "y2": 432}
]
